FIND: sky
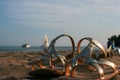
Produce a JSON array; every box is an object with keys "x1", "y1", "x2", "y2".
[{"x1": 0, "y1": 0, "x2": 120, "y2": 47}]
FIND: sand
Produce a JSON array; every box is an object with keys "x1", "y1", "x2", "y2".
[{"x1": 0, "y1": 51, "x2": 120, "y2": 80}]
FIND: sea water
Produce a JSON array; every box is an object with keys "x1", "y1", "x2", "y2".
[
  {"x1": 0, "y1": 46, "x2": 104, "y2": 52},
  {"x1": 0, "y1": 46, "x2": 78, "y2": 52}
]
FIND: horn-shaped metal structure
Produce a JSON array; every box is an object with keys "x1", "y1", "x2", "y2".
[
  {"x1": 31, "y1": 34, "x2": 75, "y2": 72},
  {"x1": 65, "y1": 37, "x2": 120, "y2": 80}
]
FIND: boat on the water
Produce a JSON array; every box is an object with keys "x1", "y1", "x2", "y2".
[{"x1": 22, "y1": 44, "x2": 31, "y2": 48}]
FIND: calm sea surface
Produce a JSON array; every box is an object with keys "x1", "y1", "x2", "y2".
[
  {"x1": 0, "y1": 46, "x2": 79, "y2": 52},
  {"x1": 0, "y1": 45, "x2": 106, "y2": 52}
]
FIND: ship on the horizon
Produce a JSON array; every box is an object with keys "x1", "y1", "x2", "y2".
[{"x1": 22, "y1": 44, "x2": 31, "y2": 48}]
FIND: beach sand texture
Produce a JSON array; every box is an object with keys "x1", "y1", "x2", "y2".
[{"x1": 0, "y1": 51, "x2": 120, "y2": 80}]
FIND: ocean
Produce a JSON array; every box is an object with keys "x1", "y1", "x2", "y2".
[
  {"x1": 0, "y1": 46, "x2": 106, "y2": 52},
  {"x1": 0, "y1": 46, "x2": 77, "y2": 52}
]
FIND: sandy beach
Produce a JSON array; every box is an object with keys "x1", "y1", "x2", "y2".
[{"x1": 0, "y1": 51, "x2": 120, "y2": 80}]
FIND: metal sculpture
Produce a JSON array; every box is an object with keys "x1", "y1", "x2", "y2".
[
  {"x1": 31, "y1": 34, "x2": 75, "y2": 72},
  {"x1": 65, "y1": 37, "x2": 120, "y2": 80}
]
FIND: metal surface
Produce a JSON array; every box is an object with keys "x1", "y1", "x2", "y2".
[
  {"x1": 73, "y1": 37, "x2": 107, "y2": 66},
  {"x1": 65, "y1": 37, "x2": 120, "y2": 80},
  {"x1": 31, "y1": 34, "x2": 75, "y2": 71},
  {"x1": 98, "y1": 45, "x2": 120, "y2": 58},
  {"x1": 31, "y1": 35, "x2": 120, "y2": 79}
]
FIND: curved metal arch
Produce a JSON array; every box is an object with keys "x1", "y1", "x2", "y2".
[
  {"x1": 77, "y1": 37, "x2": 107, "y2": 58},
  {"x1": 90, "y1": 60, "x2": 118, "y2": 80},
  {"x1": 66, "y1": 37, "x2": 120, "y2": 80},
  {"x1": 47, "y1": 34, "x2": 75, "y2": 70},
  {"x1": 31, "y1": 34, "x2": 75, "y2": 71},
  {"x1": 47, "y1": 34, "x2": 75, "y2": 59},
  {"x1": 70, "y1": 60, "x2": 119, "y2": 80}
]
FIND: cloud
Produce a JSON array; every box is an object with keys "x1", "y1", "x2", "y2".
[
  {"x1": 1, "y1": 0, "x2": 120, "y2": 46},
  {"x1": 0, "y1": 0, "x2": 120, "y2": 25},
  {"x1": 1, "y1": 0, "x2": 120, "y2": 29}
]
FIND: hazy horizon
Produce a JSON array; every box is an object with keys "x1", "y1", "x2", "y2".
[{"x1": 0, "y1": 0, "x2": 120, "y2": 47}]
